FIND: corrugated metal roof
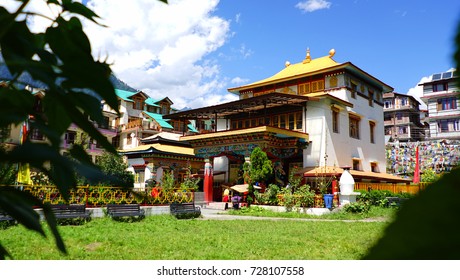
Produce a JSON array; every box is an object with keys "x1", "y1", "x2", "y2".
[
  {"x1": 115, "y1": 89, "x2": 136, "y2": 102},
  {"x1": 143, "y1": 111, "x2": 174, "y2": 129}
]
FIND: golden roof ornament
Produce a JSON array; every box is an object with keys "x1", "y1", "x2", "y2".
[
  {"x1": 329, "y1": 48, "x2": 336, "y2": 58},
  {"x1": 285, "y1": 61, "x2": 291, "y2": 67},
  {"x1": 302, "y1": 48, "x2": 311, "y2": 64}
]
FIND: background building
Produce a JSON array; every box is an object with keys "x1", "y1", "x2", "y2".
[
  {"x1": 383, "y1": 92, "x2": 426, "y2": 143},
  {"x1": 421, "y1": 69, "x2": 460, "y2": 140}
]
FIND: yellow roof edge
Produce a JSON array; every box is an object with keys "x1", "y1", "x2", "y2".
[
  {"x1": 180, "y1": 126, "x2": 309, "y2": 141},
  {"x1": 229, "y1": 57, "x2": 343, "y2": 93}
]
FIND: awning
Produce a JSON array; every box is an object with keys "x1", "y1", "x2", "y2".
[
  {"x1": 230, "y1": 184, "x2": 262, "y2": 193},
  {"x1": 300, "y1": 166, "x2": 411, "y2": 183},
  {"x1": 143, "y1": 111, "x2": 174, "y2": 129}
]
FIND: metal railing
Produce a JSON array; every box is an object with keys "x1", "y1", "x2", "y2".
[{"x1": 20, "y1": 185, "x2": 195, "y2": 206}]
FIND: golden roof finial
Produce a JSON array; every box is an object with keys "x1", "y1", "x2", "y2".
[
  {"x1": 303, "y1": 48, "x2": 311, "y2": 64},
  {"x1": 329, "y1": 48, "x2": 336, "y2": 58}
]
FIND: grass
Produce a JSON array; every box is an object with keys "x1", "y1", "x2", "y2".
[
  {"x1": 0, "y1": 209, "x2": 393, "y2": 260},
  {"x1": 227, "y1": 205, "x2": 397, "y2": 220}
]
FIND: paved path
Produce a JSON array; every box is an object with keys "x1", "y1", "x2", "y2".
[{"x1": 199, "y1": 208, "x2": 389, "y2": 223}]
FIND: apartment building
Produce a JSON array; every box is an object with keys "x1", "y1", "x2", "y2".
[
  {"x1": 383, "y1": 92, "x2": 426, "y2": 142},
  {"x1": 421, "y1": 69, "x2": 460, "y2": 140}
]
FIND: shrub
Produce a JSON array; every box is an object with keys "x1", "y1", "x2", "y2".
[
  {"x1": 343, "y1": 202, "x2": 370, "y2": 213},
  {"x1": 358, "y1": 190, "x2": 414, "y2": 207}
]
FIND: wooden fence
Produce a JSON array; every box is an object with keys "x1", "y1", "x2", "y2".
[{"x1": 354, "y1": 182, "x2": 431, "y2": 195}]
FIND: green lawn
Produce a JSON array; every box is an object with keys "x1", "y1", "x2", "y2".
[{"x1": 1, "y1": 211, "x2": 391, "y2": 260}]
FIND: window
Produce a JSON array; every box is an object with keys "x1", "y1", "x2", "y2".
[
  {"x1": 132, "y1": 97, "x2": 144, "y2": 110},
  {"x1": 273, "y1": 116, "x2": 279, "y2": 127},
  {"x1": 437, "y1": 97, "x2": 457, "y2": 111},
  {"x1": 368, "y1": 91, "x2": 374, "y2": 107},
  {"x1": 438, "y1": 119, "x2": 460, "y2": 133},
  {"x1": 433, "y1": 82, "x2": 448, "y2": 92},
  {"x1": 350, "y1": 82, "x2": 357, "y2": 99},
  {"x1": 161, "y1": 105, "x2": 169, "y2": 115},
  {"x1": 384, "y1": 100, "x2": 392, "y2": 109},
  {"x1": 311, "y1": 80, "x2": 324, "y2": 92},
  {"x1": 369, "y1": 121, "x2": 375, "y2": 143},
  {"x1": 279, "y1": 115, "x2": 286, "y2": 128},
  {"x1": 370, "y1": 162, "x2": 378, "y2": 172},
  {"x1": 396, "y1": 112, "x2": 403, "y2": 120},
  {"x1": 400, "y1": 97, "x2": 408, "y2": 106},
  {"x1": 352, "y1": 159, "x2": 361, "y2": 171},
  {"x1": 332, "y1": 109, "x2": 339, "y2": 133},
  {"x1": 295, "y1": 112, "x2": 302, "y2": 130},
  {"x1": 398, "y1": 126, "x2": 408, "y2": 135},
  {"x1": 30, "y1": 128, "x2": 45, "y2": 141},
  {"x1": 298, "y1": 83, "x2": 310, "y2": 95},
  {"x1": 288, "y1": 114, "x2": 295, "y2": 129},
  {"x1": 64, "y1": 131, "x2": 76, "y2": 145},
  {"x1": 384, "y1": 127, "x2": 392, "y2": 135},
  {"x1": 349, "y1": 115, "x2": 360, "y2": 139}
]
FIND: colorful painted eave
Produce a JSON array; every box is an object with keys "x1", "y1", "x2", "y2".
[
  {"x1": 180, "y1": 126, "x2": 309, "y2": 142},
  {"x1": 119, "y1": 143, "x2": 195, "y2": 156},
  {"x1": 228, "y1": 55, "x2": 393, "y2": 94}
]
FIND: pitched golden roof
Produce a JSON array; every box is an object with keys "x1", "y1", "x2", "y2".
[
  {"x1": 228, "y1": 49, "x2": 393, "y2": 94},
  {"x1": 229, "y1": 54, "x2": 339, "y2": 93}
]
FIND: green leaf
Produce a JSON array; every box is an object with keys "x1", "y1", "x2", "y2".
[
  {"x1": 62, "y1": 0, "x2": 101, "y2": 24},
  {"x1": 0, "y1": 244, "x2": 12, "y2": 260},
  {"x1": 40, "y1": 203, "x2": 66, "y2": 254},
  {"x1": 42, "y1": 93, "x2": 73, "y2": 136},
  {"x1": 0, "y1": 187, "x2": 44, "y2": 236},
  {"x1": 0, "y1": 88, "x2": 35, "y2": 126},
  {"x1": 1, "y1": 19, "x2": 36, "y2": 76}
]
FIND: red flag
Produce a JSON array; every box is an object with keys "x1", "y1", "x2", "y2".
[{"x1": 413, "y1": 145, "x2": 420, "y2": 184}]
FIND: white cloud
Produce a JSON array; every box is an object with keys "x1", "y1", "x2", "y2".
[
  {"x1": 407, "y1": 76, "x2": 431, "y2": 110},
  {"x1": 231, "y1": 77, "x2": 249, "y2": 85},
  {"x1": 81, "y1": 0, "x2": 237, "y2": 109},
  {"x1": 235, "y1": 13, "x2": 241, "y2": 24},
  {"x1": 295, "y1": 0, "x2": 332, "y2": 13},
  {"x1": 5, "y1": 0, "x2": 238, "y2": 110}
]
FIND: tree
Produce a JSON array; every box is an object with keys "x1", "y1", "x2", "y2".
[
  {"x1": 248, "y1": 147, "x2": 273, "y2": 183},
  {"x1": 95, "y1": 151, "x2": 134, "y2": 187},
  {"x1": 245, "y1": 147, "x2": 273, "y2": 205},
  {"x1": 0, "y1": 0, "x2": 166, "y2": 259}
]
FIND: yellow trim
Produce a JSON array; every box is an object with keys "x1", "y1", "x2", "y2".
[
  {"x1": 180, "y1": 126, "x2": 309, "y2": 141},
  {"x1": 330, "y1": 104, "x2": 344, "y2": 111}
]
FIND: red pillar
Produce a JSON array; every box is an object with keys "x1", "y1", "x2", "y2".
[
  {"x1": 203, "y1": 159, "x2": 214, "y2": 203},
  {"x1": 413, "y1": 145, "x2": 420, "y2": 184}
]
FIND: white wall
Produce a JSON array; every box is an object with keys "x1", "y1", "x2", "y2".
[{"x1": 304, "y1": 87, "x2": 386, "y2": 173}]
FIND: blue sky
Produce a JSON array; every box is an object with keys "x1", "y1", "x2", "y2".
[
  {"x1": 211, "y1": 0, "x2": 460, "y2": 108},
  {"x1": 4, "y1": 0, "x2": 460, "y2": 110}
]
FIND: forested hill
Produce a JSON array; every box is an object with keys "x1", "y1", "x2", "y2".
[{"x1": 0, "y1": 61, "x2": 137, "y2": 92}]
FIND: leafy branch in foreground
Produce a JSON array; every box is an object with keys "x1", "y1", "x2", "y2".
[{"x1": 0, "y1": 0, "x2": 168, "y2": 259}]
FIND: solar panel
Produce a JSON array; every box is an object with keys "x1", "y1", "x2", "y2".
[
  {"x1": 442, "y1": 72, "x2": 452, "y2": 79},
  {"x1": 432, "y1": 73, "x2": 442, "y2": 80}
]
